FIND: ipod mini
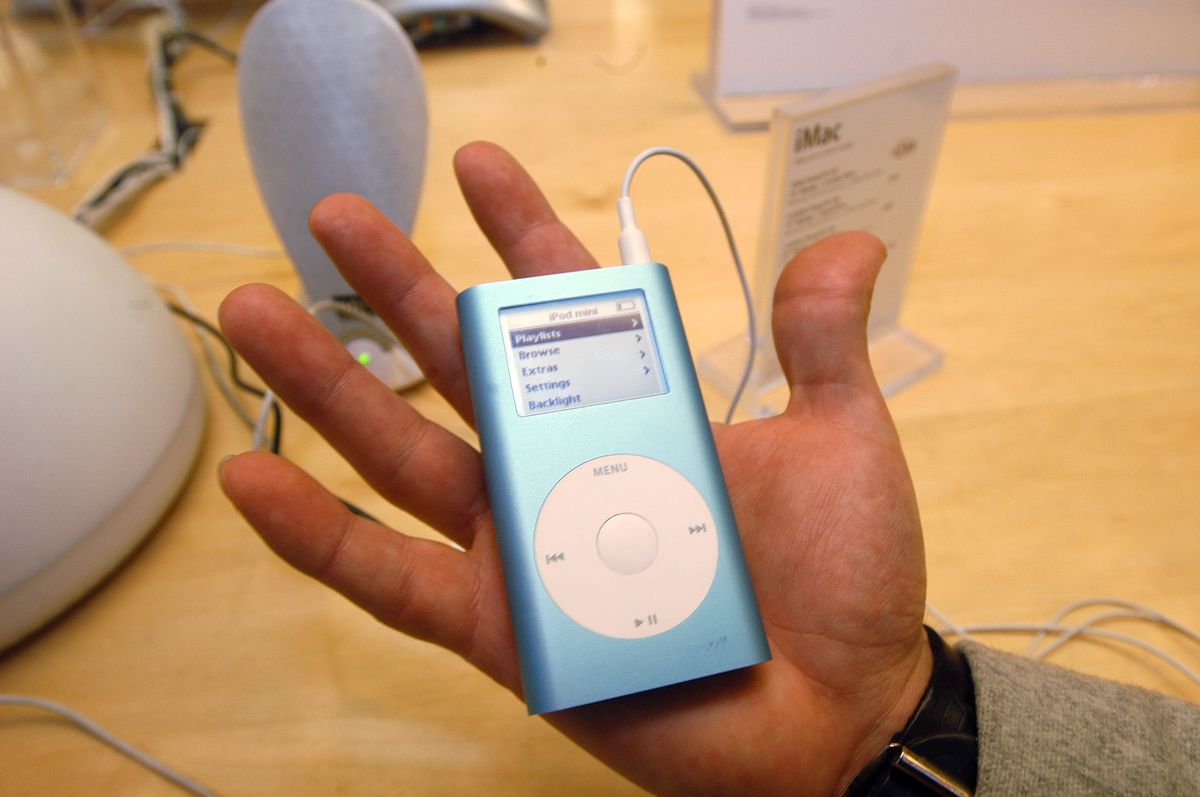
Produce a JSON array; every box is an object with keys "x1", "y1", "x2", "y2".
[{"x1": 458, "y1": 263, "x2": 769, "y2": 714}]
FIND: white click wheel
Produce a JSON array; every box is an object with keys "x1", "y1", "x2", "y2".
[{"x1": 534, "y1": 454, "x2": 719, "y2": 639}]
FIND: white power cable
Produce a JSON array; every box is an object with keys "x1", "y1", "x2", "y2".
[
  {"x1": 0, "y1": 694, "x2": 219, "y2": 796},
  {"x1": 1031, "y1": 607, "x2": 1200, "y2": 663},
  {"x1": 1023, "y1": 596, "x2": 1200, "y2": 658},
  {"x1": 252, "y1": 387, "x2": 279, "y2": 452},
  {"x1": 929, "y1": 599, "x2": 1200, "y2": 688},
  {"x1": 951, "y1": 624, "x2": 1200, "y2": 688},
  {"x1": 924, "y1": 601, "x2": 973, "y2": 642},
  {"x1": 124, "y1": 240, "x2": 284, "y2": 259},
  {"x1": 617, "y1": 147, "x2": 757, "y2": 424}
]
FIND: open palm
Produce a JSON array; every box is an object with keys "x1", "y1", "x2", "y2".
[{"x1": 219, "y1": 142, "x2": 931, "y2": 797}]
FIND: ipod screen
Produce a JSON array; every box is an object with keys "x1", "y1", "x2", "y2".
[{"x1": 499, "y1": 289, "x2": 668, "y2": 416}]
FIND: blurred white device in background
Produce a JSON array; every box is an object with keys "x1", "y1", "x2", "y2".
[{"x1": 0, "y1": 187, "x2": 205, "y2": 650}]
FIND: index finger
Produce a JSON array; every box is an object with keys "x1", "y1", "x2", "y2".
[
  {"x1": 308, "y1": 193, "x2": 477, "y2": 422},
  {"x1": 310, "y1": 142, "x2": 598, "y2": 423}
]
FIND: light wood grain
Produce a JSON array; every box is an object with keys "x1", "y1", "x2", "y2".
[{"x1": 3, "y1": 3, "x2": 1198, "y2": 795}]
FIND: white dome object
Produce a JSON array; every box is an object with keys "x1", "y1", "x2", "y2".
[{"x1": 0, "y1": 187, "x2": 205, "y2": 649}]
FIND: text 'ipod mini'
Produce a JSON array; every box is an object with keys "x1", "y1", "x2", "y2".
[{"x1": 458, "y1": 262, "x2": 770, "y2": 714}]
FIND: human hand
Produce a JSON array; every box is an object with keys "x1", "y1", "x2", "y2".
[{"x1": 218, "y1": 141, "x2": 931, "y2": 797}]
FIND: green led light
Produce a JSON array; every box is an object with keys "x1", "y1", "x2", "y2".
[{"x1": 357, "y1": 352, "x2": 373, "y2": 366}]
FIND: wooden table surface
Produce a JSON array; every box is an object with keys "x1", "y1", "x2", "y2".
[{"x1": 3, "y1": 3, "x2": 1198, "y2": 794}]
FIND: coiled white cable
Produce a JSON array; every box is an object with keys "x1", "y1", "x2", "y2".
[{"x1": 928, "y1": 598, "x2": 1200, "y2": 687}]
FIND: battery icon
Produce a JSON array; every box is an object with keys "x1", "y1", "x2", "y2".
[{"x1": 616, "y1": 300, "x2": 635, "y2": 311}]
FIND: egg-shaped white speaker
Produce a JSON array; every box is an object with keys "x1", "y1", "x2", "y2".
[{"x1": 238, "y1": 0, "x2": 427, "y2": 390}]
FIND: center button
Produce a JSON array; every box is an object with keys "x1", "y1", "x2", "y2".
[{"x1": 595, "y1": 513, "x2": 659, "y2": 575}]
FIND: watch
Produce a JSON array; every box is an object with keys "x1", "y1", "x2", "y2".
[{"x1": 842, "y1": 627, "x2": 979, "y2": 796}]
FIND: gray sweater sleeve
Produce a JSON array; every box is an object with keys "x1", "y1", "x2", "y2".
[{"x1": 958, "y1": 641, "x2": 1200, "y2": 796}]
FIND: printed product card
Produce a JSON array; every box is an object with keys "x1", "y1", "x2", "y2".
[{"x1": 701, "y1": 63, "x2": 956, "y2": 413}]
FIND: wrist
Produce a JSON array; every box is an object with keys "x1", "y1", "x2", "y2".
[
  {"x1": 832, "y1": 629, "x2": 935, "y2": 795},
  {"x1": 839, "y1": 627, "x2": 979, "y2": 796}
]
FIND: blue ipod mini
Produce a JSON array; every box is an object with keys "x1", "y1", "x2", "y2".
[{"x1": 457, "y1": 262, "x2": 770, "y2": 714}]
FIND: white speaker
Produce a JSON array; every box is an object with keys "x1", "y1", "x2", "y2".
[{"x1": 238, "y1": 0, "x2": 427, "y2": 390}]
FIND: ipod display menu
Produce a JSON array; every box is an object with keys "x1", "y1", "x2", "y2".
[{"x1": 499, "y1": 290, "x2": 667, "y2": 416}]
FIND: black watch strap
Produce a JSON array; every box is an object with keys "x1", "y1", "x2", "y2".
[{"x1": 842, "y1": 627, "x2": 978, "y2": 797}]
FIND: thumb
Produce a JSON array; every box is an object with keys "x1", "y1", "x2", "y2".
[{"x1": 771, "y1": 231, "x2": 887, "y2": 412}]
